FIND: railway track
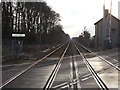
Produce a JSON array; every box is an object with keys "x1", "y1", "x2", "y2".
[
  {"x1": 75, "y1": 41, "x2": 120, "y2": 71},
  {"x1": 1, "y1": 42, "x2": 67, "y2": 88},
  {"x1": 51, "y1": 41, "x2": 100, "y2": 90},
  {"x1": 43, "y1": 42, "x2": 70, "y2": 89},
  {"x1": 74, "y1": 43, "x2": 108, "y2": 90},
  {"x1": 51, "y1": 41, "x2": 118, "y2": 89},
  {"x1": 74, "y1": 41, "x2": 119, "y2": 89},
  {"x1": 1, "y1": 40, "x2": 119, "y2": 89}
]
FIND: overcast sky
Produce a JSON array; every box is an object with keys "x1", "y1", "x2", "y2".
[{"x1": 46, "y1": 0, "x2": 119, "y2": 38}]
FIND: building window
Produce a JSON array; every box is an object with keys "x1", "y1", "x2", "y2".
[{"x1": 111, "y1": 29, "x2": 117, "y2": 31}]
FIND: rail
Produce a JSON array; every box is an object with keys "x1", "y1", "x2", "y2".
[
  {"x1": 43, "y1": 42, "x2": 70, "y2": 90},
  {"x1": 74, "y1": 41, "x2": 120, "y2": 71},
  {"x1": 74, "y1": 43, "x2": 109, "y2": 90},
  {"x1": 1, "y1": 43, "x2": 67, "y2": 88}
]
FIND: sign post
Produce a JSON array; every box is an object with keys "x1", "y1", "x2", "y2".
[{"x1": 12, "y1": 34, "x2": 25, "y2": 60}]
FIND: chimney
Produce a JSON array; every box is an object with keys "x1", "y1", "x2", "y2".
[
  {"x1": 118, "y1": 1, "x2": 120, "y2": 19},
  {"x1": 104, "y1": 9, "x2": 109, "y2": 18}
]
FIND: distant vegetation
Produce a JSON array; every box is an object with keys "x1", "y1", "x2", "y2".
[
  {"x1": 73, "y1": 30, "x2": 95, "y2": 48},
  {"x1": 42, "y1": 25, "x2": 70, "y2": 44},
  {"x1": 2, "y1": 1, "x2": 70, "y2": 44}
]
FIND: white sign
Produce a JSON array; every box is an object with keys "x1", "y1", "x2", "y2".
[{"x1": 12, "y1": 34, "x2": 25, "y2": 37}]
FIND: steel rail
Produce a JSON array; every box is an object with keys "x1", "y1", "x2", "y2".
[
  {"x1": 1, "y1": 44, "x2": 62, "y2": 68},
  {"x1": 2, "y1": 44, "x2": 62, "y2": 73},
  {"x1": 70, "y1": 56, "x2": 81, "y2": 89},
  {"x1": 52, "y1": 56, "x2": 81, "y2": 89},
  {"x1": 75, "y1": 41, "x2": 120, "y2": 71},
  {"x1": 74, "y1": 43, "x2": 109, "y2": 90},
  {"x1": 1, "y1": 43, "x2": 66, "y2": 89},
  {"x1": 43, "y1": 42, "x2": 70, "y2": 90}
]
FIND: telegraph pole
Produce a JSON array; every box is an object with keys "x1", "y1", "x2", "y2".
[
  {"x1": 102, "y1": 0, "x2": 112, "y2": 49},
  {"x1": 108, "y1": 0, "x2": 112, "y2": 46},
  {"x1": 102, "y1": 0, "x2": 106, "y2": 49}
]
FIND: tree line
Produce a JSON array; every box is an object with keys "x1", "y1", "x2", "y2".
[
  {"x1": 73, "y1": 30, "x2": 95, "y2": 48},
  {"x1": 2, "y1": 1, "x2": 70, "y2": 44}
]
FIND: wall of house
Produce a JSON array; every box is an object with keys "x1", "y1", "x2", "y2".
[
  {"x1": 95, "y1": 20, "x2": 103, "y2": 48},
  {"x1": 111, "y1": 17, "x2": 119, "y2": 47},
  {"x1": 95, "y1": 16, "x2": 120, "y2": 49}
]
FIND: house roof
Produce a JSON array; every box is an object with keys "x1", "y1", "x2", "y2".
[{"x1": 94, "y1": 14, "x2": 120, "y2": 25}]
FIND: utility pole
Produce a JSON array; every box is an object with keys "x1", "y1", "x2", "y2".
[
  {"x1": 102, "y1": 0, "x2": 106, "y2": 50},
  {"x1": 108, "y1": 0, "x2": 112, "y2": 45},
  {"x1": 102, "y1": 0, "x2": 112, "y2": 49}
]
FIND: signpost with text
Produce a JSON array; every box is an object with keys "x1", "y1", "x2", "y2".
[{"x1": 12, "y1": 34, "x2": 25, "y2": 60}]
